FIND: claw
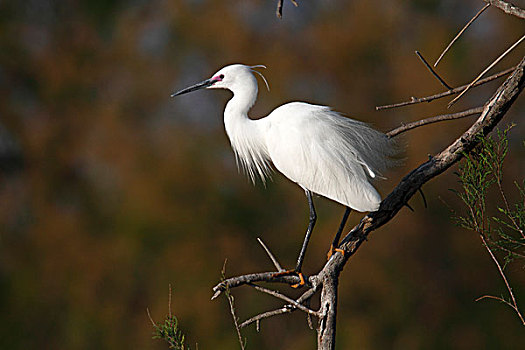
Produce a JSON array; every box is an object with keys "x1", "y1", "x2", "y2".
[
  {"x1": 291, "y1": 272, "x2": 305, "y2": 289},
  {"x1": 272, "y1": 269, "x2": 306, "y2": 288},
  {"x1": 327, "y1": 245, "x2": 346, "y2": 260},
  {"x1": 327, "y1": 244, "x2": 335, "y2": 260},
  {"x1": 334, "y1": 248, "x2": 345, "y2": 257}
]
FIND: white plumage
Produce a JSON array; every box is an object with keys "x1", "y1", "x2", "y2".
[
  {"x1": 173, "y1": 63, "x2": 400, "y2": 277},
  {"x1": 194, "y1": 64, "x2": 399, "y2": 212}
]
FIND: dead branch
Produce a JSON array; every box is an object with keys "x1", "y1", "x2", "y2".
[
  {"x1": 276, "y1": 0, "x2": 298, "y2": 19},
  {"x1": 415, "y1": 51, "x2": 452, "y2": 89},
  {"x1": 448, "y1": 34, "x2": 525, "y2": 107},
  {"x1": 226, "y1": 289, "x2": 246, "y2": 350},
  {"x1": 386, "y1": 106, "x2": 484, "y2": 138},
  {"x1": 240, "y1": 288, "x2": 316, "y2": 328},
  {"x1": 338, "y1": 55, "x2": 524, "y2": 258},
  {"x1": 478, "y1": 234, "x2": 525, "y2": 325},
  {"x1": 257, "y1": 237, "x2": 284, "y2": 272},
  {"x1": 484, "y1": 0, "x2": 525, "y2": 18},
  {"x1": 213, "y1": 56, "x2": 524, "y2": 349},
  {"x1": 222, "y1": 260, "x2": 246, "y2": 349},
  {"x1": 434, "y1": 3, "x2": 491, "y2": 67},
  {"x1": 241, "y1": 307, "x2": 291, "y2": 330},
  {"x1": 212, "y1": 271, "x2": 306, "y2": 299},
  {"x1": 376, "y1": 66, "x2": 515, "y2": 110},
  {"x1": 248, "y1": 283, "x2": 320, "y2": 317}
]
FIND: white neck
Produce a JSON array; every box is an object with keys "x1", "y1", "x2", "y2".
[{"x1": 223, "y1": 78, "x2": 271, "y2": 183}]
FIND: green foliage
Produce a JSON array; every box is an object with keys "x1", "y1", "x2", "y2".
[
  {"x1": 452, "y1": 126, "x2": 525, "y2": 324},
  {"x1": 152, "y1": 314, "x2": 188, "y2": 350},
  {"x1": 149, "y1": 286, "x2": 192, "y2": 350},
  {"x1": 453, "y1": 126, "x2": 525, "y2": 264}
]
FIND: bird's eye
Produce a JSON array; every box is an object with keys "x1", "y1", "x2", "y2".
[{"x1": 219, "y1": 74, "x2": 224, "y2": 79}]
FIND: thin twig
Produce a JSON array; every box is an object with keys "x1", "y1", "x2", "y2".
[
  {"x1": 248, "y1": 283, "x2": 320, "y2": 317},
  {"x1": 418, "y1": 188, "x2": 428, "y2": 208},
  {"x1": 434, "y1": 3, "x2": 491, "y2": 67},
  {"x1": 386, "y1": 107, "x2": 483, "y2": 138},
  {"x1": 276, "y1": 0, "x2": 284, "y2": 18},
  {"x1": 484, "y1": 0, "x2": 525, "y2": 19},
  {"x1": 168, "y1": 284, "x2": 172, "y2": 317},
  {"x1": 376, "y1": 66, "x2": 515, "y2": 110},
  {"x1": 226, "y1": 289, "x2": 246, "y2": 349},
  {"x1": 240, "y1": 288, "x2": 317, "y2": 328},
  {"x1": 257, "y1": 237, "x2": 284, "y2": 271},
  {"x1": 241, "y1": 307, "x2": 292, "y2": 329},
  {"x1": 222, "y1": 260, "x2": 246, "y2": 350},
  {"x1": 146, "y1": 307, "x2": 157, "y2": 327},
  {"x1": 416, "y1": 51, "x2": 452, "y2": 89},
  {"x1": 448, "y1": 34, "x2": 525, "y2": 108},
  {"x1": 146, "y1": 284, "x2": 173, "y2": 327},
  {"x1": 478, "y1": 234, "x2": 525, "y2": 325},
  {"x1": 276, "y1": 0, "x2": 298, "y2": 19},
  {"x1": 476, "y1": 294, "x2": 521, "y2": 313},
  {"x1": 496, "y1": 176, "x2": 525, "y2": 239}
]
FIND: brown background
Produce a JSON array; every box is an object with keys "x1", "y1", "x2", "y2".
[{"x1": 0, "y1": 1, "x2": 524, "y2": 349}]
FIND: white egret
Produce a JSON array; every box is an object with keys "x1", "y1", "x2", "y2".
[{"x1": 172, "y1": 64, "x2": 400, "y2": 286}]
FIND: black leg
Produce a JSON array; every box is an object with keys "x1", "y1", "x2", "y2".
[
  {"x1": 295, "y1": 189, "x2": 316, "y2": 272},
  {"x1": 331, "y1": 207, "x2": 351, "y2": 250}
]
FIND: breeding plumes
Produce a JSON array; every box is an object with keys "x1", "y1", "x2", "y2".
[{"x1": 172, "y1": 64, "x2": 400, "y2": 286}]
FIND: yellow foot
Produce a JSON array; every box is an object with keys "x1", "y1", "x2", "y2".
[
  {"x1": 327, "y1": 244, "x2": 335, "y2": 260},
  {"x1": 327, "y1": 246, "x2": 346, "y2": 260},
  {"x1": 291, "y1": 272, "x2": 305, "y2": 289},
  {"x1": 334, "y1": 248, "x2": 345, "y2": 256},
  {"x1": 272, "y1": 270, "x2": 305, "y2": 288}
]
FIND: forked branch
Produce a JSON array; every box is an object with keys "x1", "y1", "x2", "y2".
[
  {"x1": 213, "y1": 57, "x2": 524, "y2": 349},
  {"x1": 376, "y1": 66, "x2": 515, "y2": 110},
  {"x1": 448, "y1": 34, "x2": 525, "y2": 107}
]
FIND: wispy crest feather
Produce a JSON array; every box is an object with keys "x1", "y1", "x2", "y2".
[{"x1": 250, "y1": 65, "x2": 270, "y2": 92}]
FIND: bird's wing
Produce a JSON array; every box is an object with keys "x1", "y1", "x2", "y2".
[{"x1": 262, "y1": 102, "x2": 392, "y2": 212}]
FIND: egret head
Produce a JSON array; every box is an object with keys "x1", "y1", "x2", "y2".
[{"x1": 171, "y1": 64, "x2": 269, "y2": 97}]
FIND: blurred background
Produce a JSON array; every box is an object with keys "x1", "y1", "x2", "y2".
[{"x1": 0, "y1": 0, "x2": 524, "y2": 349}]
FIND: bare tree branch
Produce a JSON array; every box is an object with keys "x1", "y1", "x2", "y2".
[
  {"x1": 386, "y1": 107, "x2": 484, "y2": 138},
  {"x1": 276, "y1": 0, "x2": 298, "y2": 19},
  {"x1": 375, "y1": 66, "x2": 515, "y2": 110},
  {"x1": 226, "y1": 288, "x2": 246, "y2": 350},
  {"x1": 221, "y1": 260, "x2": 246, "y2": 349},
  {"x1": 217, "y1": 4, "x2": 525, "y2": 347},
  {"x1": 477, "y1": 234, "x2": 525, "y2": 325},
  {"x1": 241, "y1": 307, "x2": 291, "y2": 329},
  {"x1": 338, "y1": 55, "x2": 524, "y2": 257},
  {"x1": 212, "y1": 271, "x2": 305, "y2": 299},
  {"x1": 448, "y1": 34, "x2": 525, "y2": 107},
  {"x1": 240, "y1": 288, "x2": 317, "y2": 328},
  {"x1": 257, "y1": 237, "x2": 284, "y2": 272},
  {"x1": 248, "y1": 283, "x2": 320, "y2": 317},
  {"x1": 434, "y1": 3, "x2": 491, "y2": 67},
  {"x1": 212, "y1": 57, "x2": 524, "y2": 349},
  {"x1": 484, "y1": 0, "x2": 525, "y2": 18},
  {"x1": 415, "y1": 50, "x2": 452, "y2": 89}
]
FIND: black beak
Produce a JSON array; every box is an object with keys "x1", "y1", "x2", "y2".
[{"x1": 171, "y1": 79, "x2": 215, "y2": 97}]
